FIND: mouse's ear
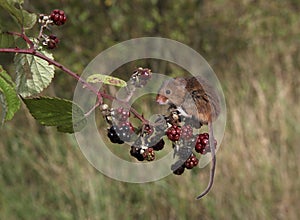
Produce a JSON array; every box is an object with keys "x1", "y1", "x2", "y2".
[{"x1": 174, "y1": 77, "x2": 187, "y2": 87}]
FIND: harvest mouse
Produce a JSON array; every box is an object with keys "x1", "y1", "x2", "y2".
[
  {"x1": 156, "y1": 76, "x2": 220, "y2": 199},
  {"x1": 156, "y1": 76, "x2": 220, "y2": 124}
]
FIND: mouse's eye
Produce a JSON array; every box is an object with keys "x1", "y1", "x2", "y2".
[{"x1": 165, "y1": 89, "x2": 171, "y2": 95}]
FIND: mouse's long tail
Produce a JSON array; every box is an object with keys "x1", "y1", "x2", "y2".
[{"x1": 196, "y1": 120, "x2": 216, "y2": 199}]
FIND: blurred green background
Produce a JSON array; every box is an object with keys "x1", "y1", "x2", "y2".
[{"x1": 1, "y1": 0, "x2": 300, "y2": 219}]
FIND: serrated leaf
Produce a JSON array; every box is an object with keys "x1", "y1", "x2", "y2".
[
  {"x1": 0, "y1": 65, "x2": 21, "y2": 124},
  {"x1": 0, "y1": 31, "x2": 15, "y2": 47},
  {"x1": 22, "y1": 96, "x2": 87, "y2": 133},
  {"x1": 15, "y1": 51, "x2": 55, "y2": 97},
  {"x1": 0, "y1": 0, "x2": 37, "y2": 29},
  {"x1": 86, "y1": 74, "x2": 127, "y2": 87}
]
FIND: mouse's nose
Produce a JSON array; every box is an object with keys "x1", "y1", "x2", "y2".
[{"x1": 156, "y1": 94, "x2": 168, "y2": 105}]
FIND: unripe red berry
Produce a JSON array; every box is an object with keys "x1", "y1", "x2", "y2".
[
  {"x1": 166, "y1": 125, "x2": 181, "y2": 141},
  {"x1": 47, "y1": 35, "x2": 59, "y2": 49},
  {"x1": 142, "y1": 148, "x2": 155, "y2": 161},
  {"x1": 195, "y1": 133, "x2": 217, "y2": 155},
  {"x1": 181, "y1": 125, "x2": 193, "y2": 140},
  {"x1": 50, "y1": 9, "x2": 67, "y2": 26}
]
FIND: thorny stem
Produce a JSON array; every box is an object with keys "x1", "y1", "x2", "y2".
[{"x1": 0, "y1": 35, "x2": 149, "y2": 124}]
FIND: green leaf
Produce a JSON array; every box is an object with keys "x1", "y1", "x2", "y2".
[
  {"x1": 86, "y1": 74, "x2": 127, "y2": 87},
  {"x1": 15, "y1": 50, "x2": 55, "y2": 97},
  {"x1": 0, "y1": 65, "x2": 21, "y2": 124},
  {"x1": 0, "y1": 31, "x2": 15, "y2": 47},
  {"x1": 22, "y1": 96, "x2": 87, "y2": 133},
  {"x1": 0, "y1": 0, "x2": 37, "y2": 29}
]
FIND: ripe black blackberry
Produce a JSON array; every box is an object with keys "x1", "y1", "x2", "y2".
[
  {"x1": 130, "y1": 146, "x2": 144, "y2": 161},
  {"x1": 171, "y1": 160, "x2": 186, "y2": 175},
  {"x1": 50, "y1": 9, "x2": 67, "y2": 25},
  {"x1": 151, "y1": 139, "x2": 165, "y2": 151},
  {"x1": 166, "y1": 125, "x2": 181, "y2": 141},
  {"x1": 173, "y1": 165, "x2": 185, "y2": 175},
  {"x1": 107, "y1": 126, "x2": 124, "y2": 144},
  {"x1": 114, "y1": 122, "x2": 134, "y2": 142}
]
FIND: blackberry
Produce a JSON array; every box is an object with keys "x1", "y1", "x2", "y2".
[
  {"x1": 115, "y1": 107, "x2": 130, "y2": 122},
  {"x1": 107, "y1": 126, "x2": 124, "y2": 144},
  {"x1": 47, "y1": 35, "x2": 59, "y2": 49},
  {"x1": 50, "y1": 9, "x2": 67, "y2": 26},
  {"x1": 142, "y1": 148, "x2": 155, "y2": 161},
  {"x1": 173, "y1": 165, "x2": 185, "y2": 175},
  {"x1": 151, "y1": 139, "x2": 165, "y2": 151},
  {"x1": 114, "y1": 122, "x2": 134, "y2": 142},
  {"x1": 171, "y1": 160, "x2": 186, "y2": 175},
  {"x1": 166, "y1": 125, "x2": 181, "y2": 141},
  {"x1": 181, "y1": 125, "x2": 193, "y2": 140},
  {"x1": 130, "y1": 146, "x2": 144, "y2": 161},
  {"x1": 195, "y1": 133, "x2": 217, "y2": 154},
  {"x1": 185, "y1": 154, "x2": 199, "y2": 169}
]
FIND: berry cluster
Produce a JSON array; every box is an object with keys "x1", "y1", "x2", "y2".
[
  {"x1": 38, "y1": 9, "x2": 67, "y2": 50},
  {"x1": 100, "y1": 68, "x2": 218, "y2": 181},
  {"x1": 50, "y1": 9, "x2": 67, "y2": 26},
  {"x1": 163, "y1": 111, "x2": 218, "y2": 175},
  {"x1": 129, "y1": 139, "x2": 164, "y2": 162}
]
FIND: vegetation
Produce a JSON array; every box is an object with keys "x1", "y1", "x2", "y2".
[{"x1": 1, "y1": 0, "x2": 300, "y2": 219}]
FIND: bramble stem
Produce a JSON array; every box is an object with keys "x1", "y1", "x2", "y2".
[
  {"x1": 0, "y1": 36, "x2": 149, "y2": 124},
  {"x1": 6, "y1": 31, "x2": 34, "y2": 49}
]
